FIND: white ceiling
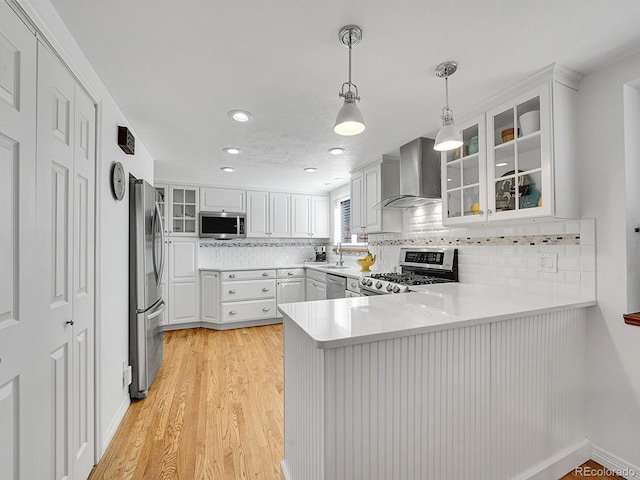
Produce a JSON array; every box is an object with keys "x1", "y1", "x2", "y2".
[{"x1": 50, "y1": 0, "x2": 640, "y2": 193}]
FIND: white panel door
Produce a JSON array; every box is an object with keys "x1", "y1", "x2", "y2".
[
  {"x1": 37, "y1": 43, "x2": 76, "y2": 480},
  {"x1": 72, "y1": 85, "x2": 96, "y2": 480},
  {"x1": 363, "y1": 165, "x2": 381, "y2": 231},
  {"x1": 0, "y1": 5, "x2": 49, "y2": 480},
  {"x1": 310, "y1": 196, "x2": 329, "y2": 238},
  {"x1": 277, "y1": 279, "x2": 305, "y2": 304},
  {"x1": 247, "y1": 190, "x2": 269, "y2": 237},
  {"x1": 201, "y1": 272, "x2": 219, "y2": 323},
  {"x1": 291, "y1": 194, "x2": 311, "y2": 238},
  {"x1": 270, "y1": 192, "x2": 291, "y2": 237},
  {"x1": 350, "y1": 172, "x2": 363, "y2": 232}
]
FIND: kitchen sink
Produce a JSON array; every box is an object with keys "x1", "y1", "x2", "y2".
[{"x1": 322, "y1": 265, "x2": 350, "y2": 269}]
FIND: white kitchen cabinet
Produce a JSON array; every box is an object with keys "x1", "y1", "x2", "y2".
[
  {"x1": 168, "y1": 238, "x2": 199, "y2": 324},
  {"x1": 291, "y1": 194, "x2": 330, "y2": 238},
  {"x1": 169, "y1": 185, "x2": 198, "y2": 236},
  {"x1": 441, "y1": 64, "x2": 580, "y2": 225},
  {"x1": 200, "y1": 271, "x2": 219, "y2": 324},
  {"x1": 350, "y1": 156, "x2": 402, "y2": 234},
  {"x1": 277, "y1": 269, "x2": 306, "y2": 305},
  {"x1": 200, "y1": 186, "x2": 246, "y2": 213},
  {"x1": 345, "y1": 290, "x2": 361, "y2": 298},
  {"x1": 220, "y1": 269, "x2": 277, "y2": 323},
  {"x1": 442, "y1": 114, "x2": 488, "y2": 225},
  {"x1": 305, "y1": 278, "x2": 327, "y2": 301},
  {"x1": 247, "y1": 190, "x2": 291, "y2": 237}
]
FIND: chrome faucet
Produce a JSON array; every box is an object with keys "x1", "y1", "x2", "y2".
[{"x1": 336, "y1": 242, "x2": 344, "y2": 267}]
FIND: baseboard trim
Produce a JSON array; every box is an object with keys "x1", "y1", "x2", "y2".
[
  {"x1": 591, "y1": 444, "x2": 640, "y2": 480},
  {"x1": 281, "y1": 460, "x2": 292, "y2": 480},
  {"x1": 161, "y1": 318, "x2": 283, "y2": 332},
  {"x1": 515, "y1": 438, "x2": 591, "y2": 480},
  {"x1": 100, "y1": 394, "x2": 130, "y2": 457}
]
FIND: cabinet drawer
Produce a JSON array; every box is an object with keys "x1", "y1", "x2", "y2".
[
  {"x1": 221, "y1": 279, "x2": 275, "y2": 301},
  {"x1": 346, "y1": 279, "x2": 361, "y2": 293},
  {"x1": 221, "y1": 269, "x2": 275, "y2": 281},
  {"x1": 221, "y1": 299, "x2": 277, "y2": 322},
  {"x1": 345, "y1": 290, "x2": 361, "y2": 298},
  {"x1": 277, "y1": 268, "x2": 304, "y2": 279}
]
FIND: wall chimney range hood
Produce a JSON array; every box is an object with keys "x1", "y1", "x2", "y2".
[{"x1": 377, "y1": 137, "x2": 442, "y2": 209}]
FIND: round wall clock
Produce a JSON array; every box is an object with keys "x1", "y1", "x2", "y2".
[{"x1": 111, "y1": 161, "x2": 126, "y2": 200}]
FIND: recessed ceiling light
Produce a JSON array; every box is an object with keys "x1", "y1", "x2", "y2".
[
  {"x1": 328, "y1": 147, "x2": 345, "y2": 155},
  {"x1": 325, "y1": 183, "x2": 334, "y2": 186},
  {"x1": 334, "y1": 177, "x2": 344, "y2": 181},
  {"x1": 304, "y1": 167, "x2": 317, "y2": 173},
  {"x1": 221, "y1": 167, "x2": 235, "y2": 173},
  {"x1": 227, "y1": 110, "x2": 253, "y2": 123},
  {"x1": 496, "y1": 162, "x2": 508, "y2": 167},
  {"x1": 447, "y1": 178, "x2": 452, "y2": 182},
  {"x1": 223, "y1": 147, "x2": 241, "y2": 155}
]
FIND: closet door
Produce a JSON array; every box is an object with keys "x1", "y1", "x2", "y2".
[
  {"x1": 72, "y1": 84, "x2": 96, "y2": 480},
  {"x1": 37, "y1": 44, "x2": 98, "y2": 480},
  {"x1": 0, "y1": 4, "x2": 48, "y2": 480}
]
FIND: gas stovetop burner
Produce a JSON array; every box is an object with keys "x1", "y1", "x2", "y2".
[{"x1": 369, "y1": 273, "x2": 452, "y2": 286}]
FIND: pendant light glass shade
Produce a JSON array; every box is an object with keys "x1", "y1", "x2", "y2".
[
  {"x1": 334, "y1": 101, "x2": 365, "y2": 136},
  {"x1": 434, "y1": 123, "x2": 462, "y2": 151}
]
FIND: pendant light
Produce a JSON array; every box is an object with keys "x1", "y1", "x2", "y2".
[
  {"x1": 334, "y1": 25, "x2": 365, "y2": 136},
  {"x1": 434, "y1": 61, "x2": 463, "y2": 151}
]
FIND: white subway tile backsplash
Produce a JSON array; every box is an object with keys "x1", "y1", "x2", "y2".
[
  {"x1": 580, "y1": 246, "x2": 596, "y2": 272},
  {"x1": 553, "y1": 283, "x2": 582, "y2": 297},
  {"x1": 581, "y1": 271, "x2": 596, "y2": 298},
  {"x1": 539, "y1": 271, "x2": 567, "y2": 283},
  {"x1": 565, "y1": 271, "x2": 581, "y2": 285},
  {"x1": 565, "y1": 245, "x2": 580, "y2": 258},
  {"x1": 539, "y1": 245, "x2": 566, "y2": 255},
  {"x1": 580, "y1": 218, "x2": 596, "y2": 246},
  {"x1": 558, "y1": 257, "x2": 580, "y2": 272}
]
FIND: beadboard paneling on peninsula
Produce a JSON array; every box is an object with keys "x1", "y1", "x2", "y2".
[{"x1": 367, "y1": 203, "x2": 596, "y2": 299}]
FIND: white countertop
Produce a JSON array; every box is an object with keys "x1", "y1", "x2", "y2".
[
  {"x1": 199, "y1": 263, "x2": 365, "y2": 280},
  {"x1": 278, "y1": 283, "x2": 596, "y2": 349}
]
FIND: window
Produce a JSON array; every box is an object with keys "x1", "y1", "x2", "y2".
[{"x1": 334, "y1": 197, "x2": 368, "y2": 245}]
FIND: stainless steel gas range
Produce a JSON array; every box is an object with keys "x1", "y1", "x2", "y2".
[{"x1": 359, "y1": 247, "x2": 458, "y2": 296}]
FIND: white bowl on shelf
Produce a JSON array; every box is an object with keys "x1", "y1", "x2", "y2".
[{"x1": 519, "y1": 110, "x2": 540, "y2": 136}]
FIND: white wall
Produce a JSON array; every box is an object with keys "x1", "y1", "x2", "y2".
[
  {"x1": 19, "y1": 0, "x2": 156, "y2": 457},
  {"x1": 578, "y1": 50, "x2": 640, "y2": 469}
]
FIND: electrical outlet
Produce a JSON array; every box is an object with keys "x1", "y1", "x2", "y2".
[
  {"x1": 537, "y1": 253, "x2": 558, "y2": 273},
  {"x1": 123, "y1": 362, "x2": 132, "y2": 387}
]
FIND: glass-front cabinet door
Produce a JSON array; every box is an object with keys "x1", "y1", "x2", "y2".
[
  {"x1": 169, "y1": 185, "x2": 199, "y2": 235},
  {"x1": 486, "y1": 83, "x2": 552, "y2": 220},
  {"x1": 155, "y1": 184, "x2": 168, "y2": 235},
  {"x1": 442, "y1": 114, "x2": 487, "y2": 225}
]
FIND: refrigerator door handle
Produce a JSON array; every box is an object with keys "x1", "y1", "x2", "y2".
[
  {"x1": 147, "y1": 300, "x2": 166, "y2": 320},
  {"x1": 153, "y1": 202, "x2": 166, "y2": 284}
]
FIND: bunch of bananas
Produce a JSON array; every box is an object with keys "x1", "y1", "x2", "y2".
[{"x1": 359, "y1": 251, "x2": 376, "y2": 262}]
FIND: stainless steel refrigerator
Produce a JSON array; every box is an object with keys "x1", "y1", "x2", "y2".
[{"x1": 129, "y1": 178, "x2": 166, "y2": 399}]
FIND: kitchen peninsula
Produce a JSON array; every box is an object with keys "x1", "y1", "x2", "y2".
[{"x1": 278, "y1": 284, "x2": 596, "y2": 480}]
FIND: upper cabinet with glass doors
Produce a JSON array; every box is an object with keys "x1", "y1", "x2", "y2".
[
  {"x1": 169, "y1": 185, "x2": 199, "y2": 235},
  {"x1": 441, "y1": 64, "x2": 581, "y2": 225},
  {"x1": 442, "y1": 114, "x2": 487, "y2": 224}
]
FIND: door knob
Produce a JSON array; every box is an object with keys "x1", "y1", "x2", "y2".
[{"x1": 66, "y1": 319, "x2": 74, "y2": 326}]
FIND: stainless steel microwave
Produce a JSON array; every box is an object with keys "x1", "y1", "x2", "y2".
[{"x1": 199, "y1": 211, "x2": 246, "y2": 239}]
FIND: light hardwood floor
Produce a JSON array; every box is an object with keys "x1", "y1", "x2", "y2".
[{"x1": 90, "y1": 325, "x2": 619, "y2": 480}]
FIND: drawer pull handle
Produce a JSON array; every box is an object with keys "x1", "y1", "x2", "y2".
[
  {"x1": 262, "y1": 287, "x2": 270, "y2": 292},
  {"x1": 229, "y1": 311, "x2": 237, "y2": 315},
  {"x1": 262, "y1": 272, "x2": 269, "y2": 277},
  {"x1": 229, "y1": 274, "x2": 236, "y2": 278},
  {"x1": 262, "y1": 307, "x2": 270, "y2": 312},
  {"x1": 351, "y1": 283, "x2": 356, "y2": 288},
  {"x1": 229, "y1": 289, "x2": 237, "y2": 294},
  {"x1": 288, "y1": 271, "x2": 295, "y2": 276}
]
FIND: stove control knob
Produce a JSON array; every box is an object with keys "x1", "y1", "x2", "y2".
[
  {"x1": 366, "y1": 279, "x2": 373, "y2": 287},
  {"x1": 392, "y1": 285, "x2": 401, "y2": 293},
  {"x1": 386, "y1": 284, "x2": 393, "y2": 292},
  {"x1": 360, "y1": 277, "x2": 367, "y2": 285},
  {"x1": 375, "y1": 281, "x2": 383, "y2": 289}
]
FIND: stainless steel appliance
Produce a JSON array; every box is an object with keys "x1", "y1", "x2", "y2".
[
  {"x1": 129, "y1": 178, "x2": 166, "y2": 399},
  {"x1": 326, "y1": 273, "x2": 347, "y2": 299},
  {"x1": 199, "y1": 211, "x2": 246, "y2": 239},
  {"x1": 359, "y1": 247, "x2": 457, "y2": 296}
]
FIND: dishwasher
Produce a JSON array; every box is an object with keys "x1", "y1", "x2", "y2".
[{"x1": 325, "y1": 274, "x2": 347, "y2": 299}]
